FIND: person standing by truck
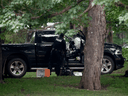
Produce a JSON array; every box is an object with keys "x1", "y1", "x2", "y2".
[
  {"x1": 48, "y1": 33, "x2": 66, "y2": 76},
  {"x1": 73, "y1": 32, "x2": 85, "y2": 63}
]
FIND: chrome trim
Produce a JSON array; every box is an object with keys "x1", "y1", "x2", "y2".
[{"x1": 31, "y1": 67, "x2": 84, "y2": 70}]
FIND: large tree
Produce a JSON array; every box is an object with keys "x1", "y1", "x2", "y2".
[{"x1": 78, "y1": 0, "x2": 106, "y2": 90}]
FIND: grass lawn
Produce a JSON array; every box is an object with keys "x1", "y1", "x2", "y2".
[
  {"x1": 0, "y1": 61, "x2": 128, "y2": 96},
  {"x1": 0, "y1": 48, "x2": 128, "y2": 96}
]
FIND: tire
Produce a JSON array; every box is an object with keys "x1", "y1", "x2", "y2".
[
  {"x1": 7, "y1": 58, "x2": 27, "y2": 78},
  {"x1": 101, "y1": 56, "x2": 115, "y2": 74}
]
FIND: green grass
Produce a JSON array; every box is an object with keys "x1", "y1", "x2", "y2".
[
  {"x1": 0, "y1": 67, "x2": 128, "y2": 96},
  {"x1": 0, "y1": 48, "x2": 128, "y2": 96}
]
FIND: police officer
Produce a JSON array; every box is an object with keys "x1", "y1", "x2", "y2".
[{"x1": 48, "y1": 33, "x2": 66, "y2": 76}]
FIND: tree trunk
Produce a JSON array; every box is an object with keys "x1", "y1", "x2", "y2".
[
  {"x1": 116, "y1": 32, "x2": 125, "y2": 39},
  {"x1": 0, "y1": 28, "x2": 4, "y2": 83},
  {"x1": 26, "y1": 29, "x2": 34, "y2": 43},
  {"x1": 106, "y1": 27, "x2": 113, "y2": 43},
  {"x1": 83, "y1": 27, "x2": 87, "y2": 37},
  {"x1": 70, "y1": 22, "x2": 74, "y2": 29},
  {"x1": 79, "y1": 0, "x2": 106, "y2": 90}
]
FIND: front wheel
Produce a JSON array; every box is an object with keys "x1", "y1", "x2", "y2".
[
  {"x1": 7, "y1": 58, "x2": 27, "y2": 78},
  {"x1": 101, "y1": 56, "x2": 115, "y2": 74}
]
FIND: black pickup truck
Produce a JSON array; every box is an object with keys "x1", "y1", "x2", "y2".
[{"x1": 1, "y1": 30, "x2": 125, "y2": 78}]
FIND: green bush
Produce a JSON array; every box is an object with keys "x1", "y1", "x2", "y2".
[{"x1": 122, "y1": 48, "x2": 128, "y2": 60}]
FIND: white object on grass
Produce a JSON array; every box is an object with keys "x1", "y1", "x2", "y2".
[
  {"x1": 73, "y1": 72, "x2": 82, "y2": 76},
  {"x1": 36, "y1": 68, "x2": 45, "y2": 77}
]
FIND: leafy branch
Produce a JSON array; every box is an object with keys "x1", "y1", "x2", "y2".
[
  {"x1": 0, "y1": 0, "x2": 5, "y2": 9},
  {"x1": 31, "y1": 0, "x2": 84, "y2": 20},
  {"x1": 115, "y1": 1, "x2": 128, "y2": 9},
  {"x1": 74, "y1": 2, "x2": 95, "y2": 19}
]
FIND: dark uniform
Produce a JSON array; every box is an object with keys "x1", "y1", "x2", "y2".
[{"x1": 48, "y1": 33, "x2": 66, "y2": 76}]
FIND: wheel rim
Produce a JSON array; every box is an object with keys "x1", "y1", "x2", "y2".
[
  {"x1": 10, "y1": 61, "x2": 24, "y2": 76},
  {"x1": 101, "y1": 58, "x2": 112, "y2": 73}
]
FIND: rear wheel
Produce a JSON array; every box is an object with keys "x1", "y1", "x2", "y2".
[
  {"x1": 101, "y1": 56, "x2": 115, "y2": 74},
  {"x1": 7, "y1": 58, "x2": 27, "y2": 78}
]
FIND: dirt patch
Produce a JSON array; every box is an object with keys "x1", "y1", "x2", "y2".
[
  {"x1": 21, "y1": 88, "x2": 25, "y2": 92},
  {"x1": 101, "y1": 84, "x2": 109, "y2": 90},
  {"x1": 61, "y1": 84, "x2": 79, "y2": 89},
  {"x1": 109, "y1": 75, "x2": 127, "y2": 79},
  {"x1": 113, "y1": 72, "x2": 124, "y2": 74},
  {"x1": 56, "y1": 84, "x2": 108, "y2": 90},
  {"x1": 3, "y1": 76, "x2": 11, "y2": 78},
  {"x1": 0, "y1": 80, "x2": 5, "y2": 84}
]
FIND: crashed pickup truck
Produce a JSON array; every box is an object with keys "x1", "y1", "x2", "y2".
[{"x1": 1, "y1": 30, "x2": 125, "y2": 78}]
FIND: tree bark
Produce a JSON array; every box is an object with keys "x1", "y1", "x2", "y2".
[
  {"x1": 106, "y1": 27, "x2": 113, "y2": 43},
  {"x1": 79, "y1": 0, "x2": 106, "y2": 90},
  {"x1": 83, "y1": 27, "x2": 87, "y2": 36},
  {"x1": 70, "y1": 22, "x2": 74, "y2": 29},
  {"x1": 116, "y1": 32, "x2": 125, "y2": 39},
  {"x1": 0, "y1": 28, "x2": 4, "y2": 83}
]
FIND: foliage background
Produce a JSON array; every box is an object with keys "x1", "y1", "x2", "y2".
[{"x1": 0, "y1": 0, "x2": 128, "y2": 45}]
